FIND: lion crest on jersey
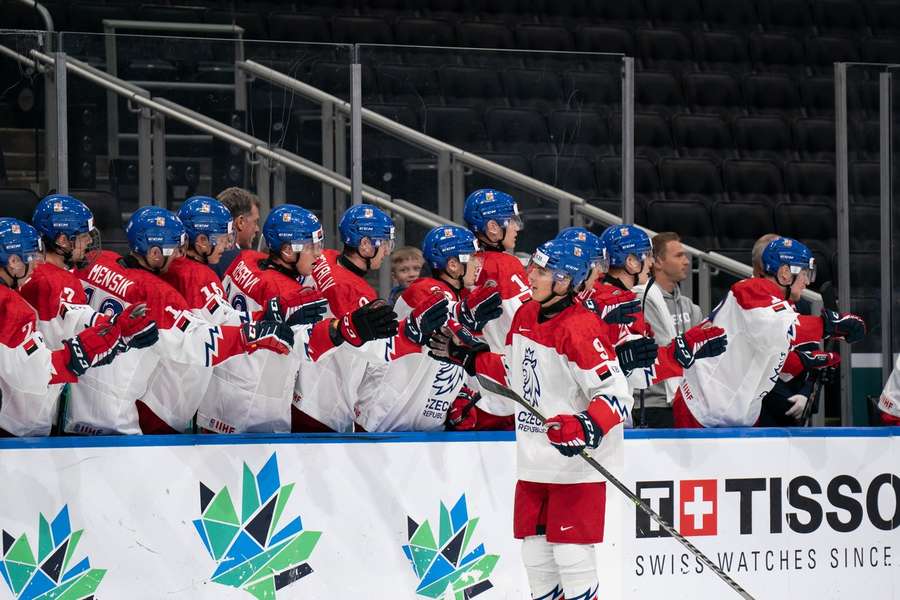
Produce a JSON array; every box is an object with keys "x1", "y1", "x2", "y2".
[
  {"x1": 431, "y1": 362, "x2": 464, "y2": 397},
  {"x1": 522, "y1": 347, "x2": 541, "y2": 406}
]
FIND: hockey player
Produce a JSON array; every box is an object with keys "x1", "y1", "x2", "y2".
[
  {"x1": 429, "y1": 238, "x2": 633, "y2": 600},
  {"x1": 0, "y1": 218, "x2": 148, "y2": 436},
  {"x1": 675, "y1": 237, "x2": 865, "y2": 427},
  {"x1": 356, "y1": 225, "x2": 502, "y2": 432},
  {"x1": 73, "y1": 206, "x2": 294, "y2": 434},
  {"x1": 210, "y1": 203, "x2": 447, "y2": 433},
  {"x1": 876, "y1": 355, "x2": 900, "y2": 425}
]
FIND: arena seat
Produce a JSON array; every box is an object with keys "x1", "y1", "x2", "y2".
[
  {"x1": 800, "y1": 77, "x2": 836, "y2": 118},
  {"x1": 635, "y1": 71, "x2": 685, "y2": 116},
  {"x1": 644, "y1": 0, "x2": 703, "y2": 28},
  {"x1": 672, "y1": 114, "x2": 736, "y2": 163},
  {"x1": 785, "y1": 161, "x2": 836, "y2": 205},
  {"x1": 532, "y1": 154, "x2": 598, "y2": 198},
  {"x1": 548, "y1": 110, "x2": 613, "y2": 157},
  {"x1": 574, "y1": 25, "x2": 635, "y2": 55},
  {"x1": 514, "y1": 24, "x2": 575, "y2": 51},
  {"x1": 456, "y1": 21, "x2": 516, "y2": 51},
  {"x1": 633, "y1": 113, "x2": 676, "y2": 162},
  {"x1": 596, "y1": 157, "x2": 662, "y2": 208},
  {"x1": 723, "y1": 159, "x2": 786, "y2": 206},
  {"x1": 375, "y1": 64, "x2": 441, "y2": 107},
  {"x1": 773, "y1": 202, "x2": 837, "y2": 250},
  {"x1": 439, "y1": 66, "x2": 508, "y2": 112},
  {"x1": 805, "y1": 36, "x2": 861, "y2": 77},
  {"x1": 700, "y1": 0, "x2": 758, "y2": 31},
  {"x1": 866, "y1": 0, "x2": 900, "y2": 35},
  {"x1": 861, "y1": 37, "x2": 900, "y2": 64},
  {"x1": 733, "y1": 116, "x2": 794, "y2": 162},
  {"x1": 659, "y1": 157, "x2": 725, "y2": 206},
  {"x1": 332, "y1": 16, "x2": 394, "y2": 44},
  {"x1": 757, "y1": 0, "x2": 815, "y2": 34},
  {"x1": 788, "y1": 118, "x2": 832, "y2": 162},
  {"x1": 0, "y1": 188, "x2": 39, "y2": 223},
  {"x1": 850, "y1": 204, "x2": 881, "y2": 253},
  {"x1": 564, "y1": 71, "x2": 620, "y2": 113},
  {"x1": 692, "y1": 31, "x2": 750, "y2": 74},
  {"x1": 712, "y1": 201, "x2": 776, "y2": 250},
  {"x1": 813, "y1": 0, "x2": 868, "y2": 34},
  {"x1": 748, "y1": 33, "x2": 807, "y2": 76},
  {"x1": 424, "y1": 106, "x2": 491, "y2": 152},
  {"x1": 683, "y1": 72, "x2": 743, "y2": 117},
  {"x1": 637, "y1": 29, "x2": 694, "y2": 73},
  {"x1": 646, "y1": 200, "x2": 716, "y2": 251},
  {"x1": 394, "y1": 18, "x2": 456, "y2": 46},
  {"x1": 743, "y1": 74, "x2": 804, "y2": 118},
  {"x1": 484, "y1": 107, "x2": 553, "y2": 155},
  {"x1": 850, "y1": 161, "x2": 880, "y2": 205}
]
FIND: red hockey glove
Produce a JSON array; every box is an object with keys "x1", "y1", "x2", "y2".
[
  {"x1": 445, "y1": 385, "x2": 481, "y2": 430},
  {"x1": 586, "y1": 287, "x2": 640, "y2": 324},
  {"x1": 428, "y1": 320, "x2": 489, "y2": 376},
  {"x1": 62, "y1": 318, "x2": 126, "y2": 376},
  {"x1": 404, "y1": 292, "x2": 449, "y2": 345},
  {"x1": 110, "y1": 303, "x2": 159, "y2": 349},
  {"x1": 615, "y1": 336, "x2": 658, "y2": 373},
  {"x1": 456, "y1": 281, "x2": 501, "y2": 332},
  {"x1": 332, "y1": 300, "x2": 399, "y2": 347},
  {"x1": 822, "y1": 309, "x2": 866, "y2": 344},
  {"x1": 672, "y1": 323, "x2": 728, "y2": 369},
  {"x1": 546, "y1": 411, "x2": 602, "y2": 457},
  {"x1": 243, "y1": 320, "x2": 294, "y2": 355}
]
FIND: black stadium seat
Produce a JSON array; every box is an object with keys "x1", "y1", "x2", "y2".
[
  {"x1": 701, "y1": 0, "x2": 758, "y2": 31},
  {"x1": 423, "y1": 106, "x2": 490, "y2": 152},
  {"x1": 861, "y1": 37, "x2": 900, "y2": 64},
  {"x1": 637, "y1": 29, "x2": 694, "y2": 72},
  {"x1": 794, "y1": 118, "x2": 835, "y2": 162},
  {"x1": 376, "y1": 64, "x2": 441, "y2": 107},
  {"x1": 672, "y1": 114, "x2": 736, "y2": 163},
  {"x1": 532, "y1": 154, "x2": 598, "y2": 197},
  {"x1": 743, "y1": 74, "x2": 803, "y2": 118},
  {"x1": 723, "y1": 159, "x2": 786, "y2": 206},
  {"x1": 684, "y1": 72, "x2": 743, "y2": 117},
  {"x1": 646, "y1": 200, "x2": 716, "y2": 250},
  {"x1": 644, "y1": 0, "x2": 703, "y2": 27},
  {"x1": 268, "y1": 14, "x2": 330, "y2": 42},
  {"x1": 659, "y1": 157, "x2": 725, "y2": 206},
  {"x1": 757, "y1": 0, "x2": 815, "y2": 34},
  {"x1": 850, "y1": 204, "x2": 880, "y2": 253},
  {"x1": 805, "y1": 36, "x2": 861, "y2": 76},
  {"x1": 439, "y1": 66, "x2": 507, "y2": 112},
  {"x1": 502, "y1": 69, "x2": 565, "y2": 114},
  {"x1": 813, "y1": 0, "x2": 868, "y2": 34},
  {"x1": 692, "y1": 31, "x2": 750, "y2": 74},
  {"x1": 456, "y1": 21, "x2": 516, "y2": 50},
  {"x1": 596, "y1": 157, "x2": 663, "y2": 208},
  {"x1": 773, "y1": 201, "x2": 837, "y2": 251},
  {"x1": 394, "y1": 18, "x2": 456, "y2": 46},
  {"x1": 850, "y1": 161, "x2": 880, "y2": 205},
  {"x1": 866, "y1": 1, "x2": 900, "y2": 35},
  {"x1": 332, "y1": 16, "x2": 394, "y2": 44},
  {"x1": 0, "y1": 188, "x2": 39, "y2": 223},
  {"x1": 749, "y1": 33, "x2": 807, "y2": 76},
  {"x1": 564, "y1": 71, "x2": 620, "y2": 113},
  {"x1": 800, "y1": 78, "x2": 836, "y2": 118},
  {"x1": 633, "y1": 113, "x2": 676, "y2": 162},
  {"x1": 485, "y1": 107, "x2": 553, "y2": 155},
  {"x1": 785, "y1": 161, "x2": 836, "y2": 205},
  {"x1": 574, "y1": 25, "x2": 635, "y2": 55},
  {"x1": 733, "y1": 116, "x2": 794, "y2": 162},
  {"x1": 548, "y1": 110, "x2": 613, "y2": 157},
  {"x1": 514, "y1": 24, "x2": 575, "y2": 51},
  {"x1": 635, "y1": 71, "x2": 684, "y2": 116},
  {"x1": 713, "y1": 201, "x2": 776, "y2": 250}
]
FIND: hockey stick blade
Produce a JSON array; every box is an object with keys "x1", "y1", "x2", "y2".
[{"x1": 476, "y1": 374, "x2": 756, "y2": 600}]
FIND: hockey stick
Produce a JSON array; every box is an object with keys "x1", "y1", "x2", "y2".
[
  {"x1": 636, "y1": 276, "x2": 655, "y2": 428},
  {"x1": 801, "y1": 282, "x2": 837, "y2": 426},
  {"x1": 476, "y1": 374, "x2": 756, "y2": 600}
]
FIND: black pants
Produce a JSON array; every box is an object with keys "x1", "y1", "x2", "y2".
[{"x1": 633, "y1": 406, "x2": 674, "y2": 429}]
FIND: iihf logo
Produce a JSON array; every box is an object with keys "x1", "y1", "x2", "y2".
[{"x1": 521, "y1": 347, "x2": 541, "y2": 407}]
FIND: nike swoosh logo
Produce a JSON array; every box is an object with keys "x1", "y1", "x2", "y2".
[{"x1": 560, "y1": 525, "x2": 574, "y2": 531}]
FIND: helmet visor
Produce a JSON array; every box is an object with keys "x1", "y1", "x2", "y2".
[
  {"x1": 789, "y1": 261, "x2": 816, "y2": 283},
  {"x1": 289, "y1": 227, "x2": 325, "y2": 254},
  {"x1": 210, "y1": 231, "x2": 236, "y2": 250},
  {"x1": 592, "y1": 248, "x2": 610, "y2": 274}
]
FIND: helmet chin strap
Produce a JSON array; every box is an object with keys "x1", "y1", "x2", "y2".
[{"x1": 2, "y1": 265, "x2": 26, "y2": 289}]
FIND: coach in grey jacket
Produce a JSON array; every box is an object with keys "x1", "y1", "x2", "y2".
[{"x1": 632, "y1": 232, "x2": 702, "y2": 428}]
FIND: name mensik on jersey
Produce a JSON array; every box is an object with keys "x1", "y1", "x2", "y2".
[{"x1": 86, "y1": 263, "x2": 134, "y2": 297}]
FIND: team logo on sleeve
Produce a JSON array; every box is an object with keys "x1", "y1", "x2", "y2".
[
  {"x1": 192, "y1": 453, "x2": 321, "y2": 599},
  {"x1": 402, "y1": 494, "x2": 499, "y2": 599},
  {"x1": 521, "y1": 347, "x2": 542, "y2": 407},
  {"x1": 1, "y1": 505, "x2": 106, "y2": 599}
]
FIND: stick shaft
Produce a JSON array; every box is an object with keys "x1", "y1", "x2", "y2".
[{"x1": 479, "y1": 376, "x2": 756, "y2": 600}]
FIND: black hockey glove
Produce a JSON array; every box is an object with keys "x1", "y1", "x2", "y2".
[
  {"x1": 243, "y1": 320, "x2": 294, "y2": 355},
  {"x1": 263, "y1": 289, "x2": 330, "y2": 328},
  {"x1": 822, "y1": 309, "x2": 866, "y2": 344},
  {"x1": 672, "y1": 324, "x2": 728, "y2": 369},
  {"x1": 615, "y1": 336, "x2": 658, "y2": 373},
  {"x1": 428, "y1": 321, "x2": 489, "y2": 376},
  {"x1": 601, "y1": 298, "x2": 642, "y2": 326},
  {"x1": 332, "y1": 300, "x2": 399, "y2": 347},
  {"x1": 456, "y1": 283, "x2": 502, "y2": 332},
  {"x1": 404, "y1": 293, "x2": 449, "y2": 345}
]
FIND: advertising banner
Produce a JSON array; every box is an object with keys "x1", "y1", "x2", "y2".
[{"x1": 0, "y1": 429, "x2": 896, "y2": 600}]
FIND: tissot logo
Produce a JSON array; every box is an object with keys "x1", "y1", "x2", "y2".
[{"x1": 635, "y1": 474, "x2": 900, "y2": 538}]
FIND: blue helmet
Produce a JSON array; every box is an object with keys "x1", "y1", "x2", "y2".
[
  {"x1": 422, "y1": 225, "x2": 479, "y2": 271},
  {"x1": 0, "y1": 218, "x2": 43, "y2": 270},
  {"x1": 32, "y1": 194, "x2": 95, "y2": 241},
  {"x1": 600, "y1": 224, "x2": 651, "y2": 268},
  {"x1": 556, "y1": 227, "x2": 609, "y2": 273},
  {"x1": 530, "y1": 238, "x2": 591, "y2": 290},
  {"x1": 338, "y1": 204, "x2": 395, "y2": 249},
  {"x1": 463, "y1": 188, "x2": 523, "y2": 234},
  {"x1": 762, "y1": 237, "x2": 816, "y2": 282},
  {"x1": 126, "y1": 206, "x2": 186, "y2": 256},
  {"x1": 178, "y1": 196, "x2": 234, "y2": 248},
  {"x1": 263, "y1": 204, "x2": 324, "y2": 252}
]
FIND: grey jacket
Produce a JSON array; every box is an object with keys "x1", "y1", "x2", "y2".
[{"x1": 634, "y1": 283, "x2": 703, "y2": 409}]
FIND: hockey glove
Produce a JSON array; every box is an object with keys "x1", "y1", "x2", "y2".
[
  {"x1": 822, "y1": 309, "x2": 866, "y2": 344},
  {"x1": 243, "y1": 320, "x2": 294, "y2": 355},
  {"x1": 446, "y1": 385, "x2": 481, "y2": 430},
  {"x1": 428, "y1": 320, "x2": 490, "y2": 376},
  {"x1": 796, "y1": 348, "x2": 841, "y2": 370},
  {"x1": 404, "y1": 293, "x2": 449, "y2": 345},
  {"x1": 615, "y1": 336, "x2": 658, "y2": 373},
  {"x1": 62, "y1": 318, "x2": 126, "y2": 377},
  {"x1": 333, "y1": 300, "x2": 399, "y2": 347},
  {"x1": 456, "y1": 282, "x2": 502, "y2": 332},
  {"x1": 586, "y1": 287, "x2": 640, "y2": 325},
  {"x1": 274, "y1": 289, "x2": 329, "y2": 327},
  {"x1": 546, "y1": 410, "x2": 602, "y2": 457},
  {"x1": 672, "y1": 324, "x2": 728, "y2": 369},
  {"x1": 110, "y1": 303, "x2": 159, "y2": 349}
]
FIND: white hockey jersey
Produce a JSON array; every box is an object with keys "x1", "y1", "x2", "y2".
[
  {"x1": 475, "y1": 299, "x2": 632, "y2": 484},
  {"x1": 878, "y1": 355, "x2": 900, "y2": 420}
]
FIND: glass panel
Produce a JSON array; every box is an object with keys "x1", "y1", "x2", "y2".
[
  {"x1": 0, "y1": 30, "x2": 51, "y2": 198},
  {"x1": 358, "y1": 44, "x2": 623, "y2": 253},
  {"x1": 59, "y1": 31, "x2": 352, "y2": 253}
]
